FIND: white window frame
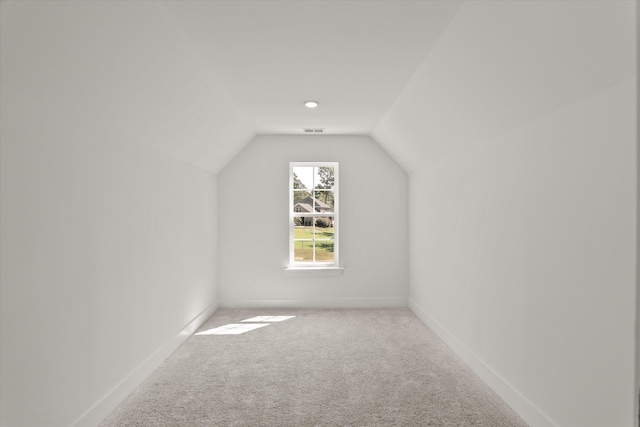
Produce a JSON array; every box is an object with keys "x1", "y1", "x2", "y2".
[{"x1": 289, "y1": 162, "x2": 339, "y2": 268}]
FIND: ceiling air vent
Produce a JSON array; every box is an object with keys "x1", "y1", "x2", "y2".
[{"x1": 303, "y1": 128, "x2": 324, "y2": 133}]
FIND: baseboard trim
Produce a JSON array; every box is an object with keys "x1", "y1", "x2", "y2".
[
  {"x1": 70, "y1": 301, "x2": 218, "y2": 427},
  {"x1": 219, "y1": 297, "x2": 408, "y2": 308},
  {"x1": 408, "y1": 298, "x2": 558, "y2": 427}
]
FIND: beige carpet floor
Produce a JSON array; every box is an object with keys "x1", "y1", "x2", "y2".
[{"x1": 100, "y1": 308, "x2": 528, "y2": 426}]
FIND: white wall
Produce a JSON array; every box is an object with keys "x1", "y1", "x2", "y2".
[
  {"x1": 373, "y1": 1, "x2": 637, "y2": 426},
  {"x1": 0, "y1": 84, "x2": 218, "y2": 427},
  {"x1": 0, "y1": 2, "x2": 227, "y2": 425},
  {"x1": 409, "y1": 81, "x2": 636, "y2": 427},
  {"x1": 218, "y1": 135, "x2": 408, "y2": 307}
]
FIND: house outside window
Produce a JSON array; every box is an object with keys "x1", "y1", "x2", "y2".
[{"x1": 290, "y1": 162, "x2": 338, "y2": 266}]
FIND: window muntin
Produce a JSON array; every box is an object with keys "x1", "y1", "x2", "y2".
[{"x1": 290, "y1": 163, "x2": 338, "y2": 266}]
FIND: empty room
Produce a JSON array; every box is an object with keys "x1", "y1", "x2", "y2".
[{"x1": 0, "y1": 1, "x2": 637, "y2": 426}]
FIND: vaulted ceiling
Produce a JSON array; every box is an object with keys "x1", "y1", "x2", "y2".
[
  {"x1": 162, "y1": 0, "x2": 462, "y2": 136},
  {"x1": 1, "y1": 1, "x2": 634, "y2": 173}
]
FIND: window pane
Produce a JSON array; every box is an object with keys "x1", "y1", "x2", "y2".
[
  {"x1": 293, "y1": 240, "x2": 314, "y2": 262},
  {"x1": 312, "y1": 190, "x2": 334, "y2": 213},
  {"x1": 315, "y1": 215, "x2": 333, "y2": 262},
  {"x1": 314, "y1": 166, "x2": 335, "y2": 191},
  {"x1": 293, "y1": 190, "x2": 312, "y2": 212},
  {"x1": 293, "y1": 167, "x2": 314, "y2": 190},
  {"x1": 314, "y1": 218, "x2": 334, "y2": 239},
  {"x1": 315, "y1": 241, "x2": 334, "y2": 262},
  {"x1": 293, "y1": 217, "x2": 314, "y2": 239}
]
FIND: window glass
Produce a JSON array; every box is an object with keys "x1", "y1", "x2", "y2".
[{"x1": 290, "y1": 163, "x2": 338, "y2": 266}]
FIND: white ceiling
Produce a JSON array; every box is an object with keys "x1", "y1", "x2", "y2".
[
  {"x1": 373, "y1": 0, "x2": 636, "y2": 171},
  {"x1": 1, "y1": 1, "x2": 634, "y2": 173},
  {"x1": 162, "y1": 0, "x2": 463, "y2": 135}
]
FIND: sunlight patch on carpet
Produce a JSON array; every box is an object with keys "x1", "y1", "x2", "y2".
[
  {"x1": 196, "y1": 323, "x2": 269, "y2": 335},
  {"x1": 241, "y1": 315, "x2": 296, "y2": 322}
]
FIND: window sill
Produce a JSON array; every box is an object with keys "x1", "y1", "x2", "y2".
[{"x1": 284, "y1": 266, "x2": 344, "y2": 277}]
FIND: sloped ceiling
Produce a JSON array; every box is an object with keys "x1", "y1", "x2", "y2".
[
  {"x1": 1, "y1": 0, "x2": 254, "y2": 173},
  {"x1": 1, "y1": 0, "x2": 462, "y2": 173},
  {"x1": 1, "y1": 1, "x2": 635, "y2": 173},
  {"x1": 373, "y1": 0, "x2": 636, "y2": 172},
  {"x1": 162, "y1": 0, "x2": 462, "y2": 136}
]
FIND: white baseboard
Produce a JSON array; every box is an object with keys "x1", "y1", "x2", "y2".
[
  {"x1": 408, "y1": 298, "x2": 558, "y2": 427},
  {"x1": 70, "y1": 301, "x2": 218, "y2": 427},
  {"x1": 219, "y1": 297, "x2": 408, "y2": 308}
]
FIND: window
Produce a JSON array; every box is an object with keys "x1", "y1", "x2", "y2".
[{"x1": 289, "y1": 162, "x2": 338, "y2": 266}]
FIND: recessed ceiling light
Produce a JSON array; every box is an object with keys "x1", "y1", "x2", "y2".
[{"x1": 304, "y1": 100, "x2": 319, "y2": 109}]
